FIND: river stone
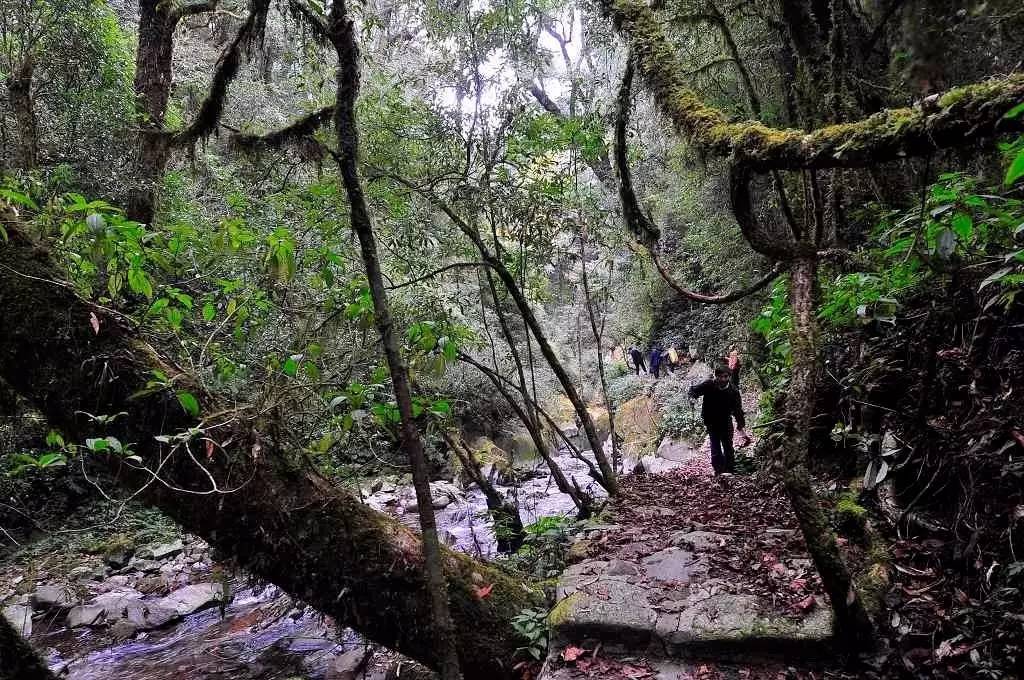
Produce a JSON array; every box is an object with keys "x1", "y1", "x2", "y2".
[
  {"x1": 110, "y1": 619, "x2": 138, "y2": 640},
  {"x1": 67, "y1": 604, "x2": 105, "y2": 628},
  {"x1": 104, "y1": 548, "x2": 133, "y2": 569},
  {"x1": 3, "y1": 604, "x2": 32, "y2": 636},
  {"x1": 127, "y1": 557, "x2": 163, "y2": 573},
  {"x1": 156, "y1": 582, "x2": 225, "y2": 616},
  {"x1": 31, "y1": 584, "x2": 78, "y2": 610},
  {"x1": 124, "y1": 600, "x2": 178, "y2": 629},
  {"x1": 136, "y1": 539, "x2": 184, "y2": 561},
  {"x1": 328, "y1": 647, "x2": 373, "y2": 680}
]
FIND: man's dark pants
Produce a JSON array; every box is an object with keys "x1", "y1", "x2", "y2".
[{"x1": 706, "y1": 421, "x2": 735, "y2": 474}]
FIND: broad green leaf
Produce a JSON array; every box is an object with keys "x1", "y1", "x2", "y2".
[
  {"x1": 177, "y1": 391, "x2": 200, "y2": 417},
  {"x1": 282, "y1": 357, "x2": 298, "y2": 377},
  {"x1": 85, "y1": 438, "x2": 109, "y2": 452},
  {"x1": 951, "y1": 213, "x2": 973, "y2": 240},
  {"x1": 202, "y1": 302, "x2": 216, "y2": 322},
  {"x1": 1005, "y1": 149, "x2": 1024, "y2": 186},
  {"x1": 1003, "y1": 102, "x2": 1024, "y2": 120}
]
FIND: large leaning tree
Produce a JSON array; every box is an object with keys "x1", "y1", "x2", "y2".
[{"x1": 2, "y1": 0, "x2": 1023, "y2": 675}]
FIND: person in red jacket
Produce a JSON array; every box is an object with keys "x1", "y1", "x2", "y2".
[{"x1": 688, "y1": 366, "x2": 749, "y2": 474}]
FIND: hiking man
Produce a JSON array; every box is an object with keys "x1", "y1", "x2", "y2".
[
  {"x1": 627, "y1": 345, "x2": 646, "y2": 375},
  {"x1": 666, "y1": 344, "x2": 681, "y2": 373},
  {"x1": 649, "y1": 345, "x2": 664, "y2": 378},
  {"x1": 688, "y1": 366, "x2": 749, "y2": 474}
]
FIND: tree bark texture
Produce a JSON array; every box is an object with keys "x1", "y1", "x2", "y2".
[
  {"x1": 0, "y1": 225, "x2": 539, "y2": 679},
  {"x1": 7, "y1": 57, "x2": 38, "y2": 171},
  {"x1": 0, "y1": 615, "x2": 57, "y2": 680},
  {"x1": 127, "y1": 0, "x2": 179, "y2": 223},
  {"x1": 783, "y1": 255, "x2": 875, "y2": 648},
  {"x1": 327, "y1": 5, "x2": 463, "y2": 679}
]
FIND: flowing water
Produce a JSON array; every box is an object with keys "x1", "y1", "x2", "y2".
[{"x1": 39, "y1": 445, "x2": 600, "y2": 678}]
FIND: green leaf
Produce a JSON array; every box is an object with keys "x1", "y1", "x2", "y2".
[
  {"x1": 36, "y1": 453, "x2": 67, "y2": 468},
  {"x1": 85, "y1": 438, "x2": 109, "y2": 452},
  {"x1": 978, "y1": 266, "x2": 1013, "y2": 292},
  {"x1": 148, "y1": 298, "x2": 169, "y2": 315},
  {"x1": 282, "y1": 357, "x2": 299, "y2": 377},
  {"x1": 1006, "y1": 149, "x2": 1024, "y2": 186},
  {"x1": 951, "y1": 212, "x2": 973, "y2": 240},
  {"x1": 177, "y1": 391, "x2": 200, "y2": 417},
  {"x1": 202, "y1": 302, "x2": 216, "y2": 322},
  {"x1": 1003, "y1": 102, "x2": 1024, "y2": 120}
]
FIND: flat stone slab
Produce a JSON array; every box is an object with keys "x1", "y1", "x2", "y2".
[{"x1": 551, "y1": 541, "x2": 832, "y2": 662}]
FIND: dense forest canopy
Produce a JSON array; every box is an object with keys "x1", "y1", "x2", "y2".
[{"x1": 1, "y1": 0, "x2": 1023, "y2": 678}]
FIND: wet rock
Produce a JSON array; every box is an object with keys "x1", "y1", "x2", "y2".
[
  {"x1": 3, "y1": 604, "x2": 32, "y2": 636},
  {"x1": 156, "y1": 582, "x2": 225, "y2": 616},
  {"x1": 605, "y1": 559, "x2": 640, "y2": 576},
  {"x1": 136, "y1": 539, "x2": 184, "y2": 561},
  {"x1": 565, "y1": 540, "x2": 593, "y2": 564},
  {"x1": 68, "y1": 565, "x2": 94, "y2": 580},
  {"x1": 124, "y1": 600, "x2": 177, "y2": 629},
  {"x1": 67, "y1": 604, "x2": 105, "y2": 628},
  {"x1": 91, "y1": 564, "x2": 109, "y2": 581},
  {"x1": 31, "y1": 584, "x2": 78, "y2": 610},
  {"x1": 328, "y1": 647, "x2": 373, "y2": 680},
  {"x1": 110, "y1": 619, "x2": 138, "y2": 641}
]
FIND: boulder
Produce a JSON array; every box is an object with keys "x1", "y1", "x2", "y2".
[
  {"x1": 604, "y1": 559, "x2": 640, "y2": 576},
  {"x1": 3, "y1": 604, "x2": 32, "y2": 636},
  {"x1": 328, "y1": 647, "x2": 373, "y2": 680},
  {"x1": 127, "y1": 557, "x2": 163, "y2": 573},
  {"x1": 124, "y1": 600, "x2": 177, "y2": 629},
  {"x1": 110, "y1": 620, "x2": 138, "y2": 641},
  {"x1": 104, "y1": 548, "x2": 133, "y2": 569},
  {"x1": 136, "y1": 539, "x2": 184, "y2": 561},
  {"x1": 156, "y1": 582, "x2": 225, "y2": 617},
  {"x1": 67, "y1": 604, "x2": 105, "y2": 628},
  {"x1": 31, "y1": 584, "x2": 78, "y2": 610}
]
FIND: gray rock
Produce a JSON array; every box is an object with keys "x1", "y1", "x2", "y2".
[
  {"x1": 68, "y1": 566, "x2": 94, "y2": 580},
  {"x1": 127, "y1": 558, "x2": 163, "y2": 573},
  {"x1": 31, "y1": 584, "x2": 78, "y2": 610},
  {"x1": 604, "y1": 559, "x2": 640, "y2": 576},
  {"x1": 672, "y1": 531, "x2": 728, "y2": 552},
  {"x1": 3, "y1": 604, "x2": 32, "y2": 636},
  {"x1": 328, "y1": 647, "x2": 373, "y2": 680},
  {"x1": 136, "y1": 539, "x2": 184, "y2": 561},
  {"x1": 124, "y1": 600, "x2": 178, "y2": 629},
  {"x1": 135, "y1": 576, "x2": 165, "y2": 595},
  {"x1": 67, "y1": 605, "x2": 105, "y2": 628},
  {"x1": 641, "y1": 548, "x2": 709, "y2": 583},
  {"x1": 156, "y1": 582, "x2": 225, "y2": 617},
  {"x1": 104, "y1": 549, "x2": 133, "y2": 569},
  {"x1": 110, "y1": 620, "x2": 138, "y2": 640}
]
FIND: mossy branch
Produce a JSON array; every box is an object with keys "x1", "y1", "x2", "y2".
[
  {"x1": 172, "y1": 0, "x2": 272, "y2": 149},
  {"x1": 601, "y1": 0, "x2": 1024, "y2": 171},
  {"x1": 231, "y1": 105, "x2": 336, "y2": 151}
]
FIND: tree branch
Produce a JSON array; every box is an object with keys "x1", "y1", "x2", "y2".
[
  {"x1": 231, "y1": 105, "x2": 336, "y2": 150},
  {"x1": 600, "y1": 0, "x2": 1024, "y2": 171},
  {"x1": 173, "y1": 0, "x2": 272, "y2": 149}
]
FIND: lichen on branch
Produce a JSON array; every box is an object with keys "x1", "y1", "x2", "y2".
[{"x1": 600, "y1": 0, "x2": 1024, "y2": 171}]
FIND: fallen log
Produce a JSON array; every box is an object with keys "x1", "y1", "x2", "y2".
[{"x1": 0, "y1": 225, "x2": 541, "y2": 679}]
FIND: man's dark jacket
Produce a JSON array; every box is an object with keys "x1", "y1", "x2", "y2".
[{"x1": 688, "y1": 379, "x2": 745, "y2": 429}]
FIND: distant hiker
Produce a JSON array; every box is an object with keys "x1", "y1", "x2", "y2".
[
  {"x1": 688, "y1": 366, "x2": 749, "y2": 475},
  {"x1": 727, "y1": 348, "x2": 742, "y2": 388},
  {"x1": 649, "y1": 345, "x2": 663, "y2": 378},
  {"x1": 628, "y1": 346, "x2": 646, "y2": 375},
  {"x1": 666, "y1": 345, "x2": 680, "y2": 373}
]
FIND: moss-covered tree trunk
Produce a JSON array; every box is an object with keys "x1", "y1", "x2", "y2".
[
  {"x1": 0, "y1": 225, "x2": 540, "y2": 679},
  {"x1": 0, "y1": 616, "x2": 56, "y2": 680},
  {"x1": 783, "y1": 255, "x2": 874, "y2": 649}
]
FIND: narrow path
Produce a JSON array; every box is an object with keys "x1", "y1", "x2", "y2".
[{"x1": 543, "y1": 437, "x2": 835, "y2": 679}]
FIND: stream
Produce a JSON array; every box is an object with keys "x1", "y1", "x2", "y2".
[{"x1": 35, "y1": 445, "x2": 601, "y2": 679}]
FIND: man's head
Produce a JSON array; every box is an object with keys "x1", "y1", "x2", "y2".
[{"x1": 714, "y1": 366, "x2": 732, "y2": 388}]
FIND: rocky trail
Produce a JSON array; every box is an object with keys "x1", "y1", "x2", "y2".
[{"x1": 541, "y1": 446, "x2": 840, "y2": 680}]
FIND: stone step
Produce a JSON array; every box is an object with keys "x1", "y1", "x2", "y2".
[{"x1": 549, "y1": 551, "x2": 833, "y2": 664}]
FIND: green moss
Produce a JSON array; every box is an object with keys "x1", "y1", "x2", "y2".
[
  {"x1": 834, "y1": 493, "x2": 867, "y2": 535},
  {"x1": 546, "y1": 592, "x2": 581, "y2": 628}
]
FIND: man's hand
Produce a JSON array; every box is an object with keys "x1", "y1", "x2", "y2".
[{"x1": 737, "y1": 429, "x2": 752, "y2": 447}]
